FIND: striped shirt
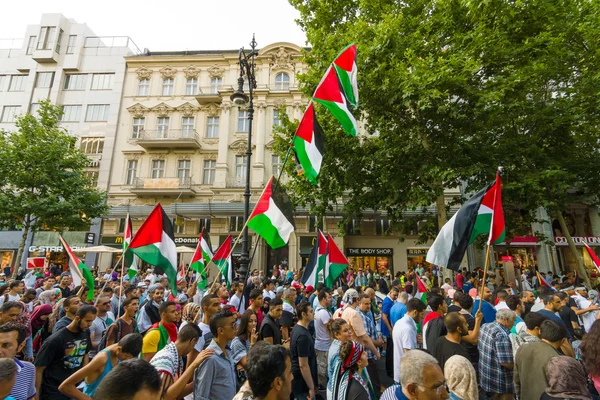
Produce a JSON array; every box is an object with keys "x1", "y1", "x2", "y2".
[{"x1": 10, "y1": 358, "x2": 36, "y2": 400}]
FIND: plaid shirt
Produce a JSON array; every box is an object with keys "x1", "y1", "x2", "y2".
[
  {"x1": 478, "y1": 321, "x2": 514, "y2": 394},
  {"x1": 359, "y1": 309, "x2": 377, "y2": 359}
]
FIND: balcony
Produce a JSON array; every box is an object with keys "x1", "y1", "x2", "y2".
[
  {"x1": 195, "y1": 86, "x2": 233, "y2": 105},
  {"x1": 130, "y1": 177, "x2": 196, "y2": 197},
  {"x1": 131, "y1": 129, "x2": 201, "y2": 149}
]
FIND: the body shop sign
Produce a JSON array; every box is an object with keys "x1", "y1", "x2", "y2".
[
  {"x1": 346, "y1": 248, "x2": 393, "y2": 256},
  {"x1": 554, "y1": 236, "x2": 600, "y2": 246}
]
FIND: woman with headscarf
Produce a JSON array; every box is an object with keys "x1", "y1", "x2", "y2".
[
  {"x1": 444, "y1": 355, "x2": 478, "y2": 400},
  {"x1": 36, "y1": 288, "x2": 61, "y2": 307},
  {"x1": 331, "y1": 341, "x2": 373, "y2": 400},
  {"x1": 542, "y1": 356, "x2": 594, "y2": 400}
]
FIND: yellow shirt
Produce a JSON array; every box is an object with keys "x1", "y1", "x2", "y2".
[{"x1": 142, "y1": 329, "x2": 160, "y2": 354}]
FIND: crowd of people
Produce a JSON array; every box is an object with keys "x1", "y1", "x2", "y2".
[{"x1": 0, "y1": 261, "x2": 599, "y2": 400}]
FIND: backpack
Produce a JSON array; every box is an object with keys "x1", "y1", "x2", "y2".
[{"x1": 97, "y1": 319, "x2": 137, "y2": 351}]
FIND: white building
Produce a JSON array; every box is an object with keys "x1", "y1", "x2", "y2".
[{"x1": 0, "y1": 13, "x2": 139, "y2": 269}]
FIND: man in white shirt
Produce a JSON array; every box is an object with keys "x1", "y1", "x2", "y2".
[
  {"x1": 262, "y1": 279, "x2": 276, "y2": 301},
  {"x1": 441, "y1": 278, "x2": 453, "y2": 295},
  {"x1": 229, "y1": 282, "x2": 245, "y2": 314},
  {"x1": 392, "y1": 298, "x2": 426, "y2": 384},
  {"x1": 314, "y1": 289, "x2": 332, "y2": 389},
  {"x1": 495, "y1": 290, "x2": 510, "y2": 311}
]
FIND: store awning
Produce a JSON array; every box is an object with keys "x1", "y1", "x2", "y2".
[{"x1": 502, "y1": 236, "x2": 539, "y2": 246}]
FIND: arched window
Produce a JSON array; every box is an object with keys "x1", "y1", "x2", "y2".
[{"x1": 274, "y1": 72, "x2": 290, "y2": 90}]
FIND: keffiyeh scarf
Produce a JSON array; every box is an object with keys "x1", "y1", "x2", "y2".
[{"x1": 331, "y1": 341, "x2": 373, "y2": 400}]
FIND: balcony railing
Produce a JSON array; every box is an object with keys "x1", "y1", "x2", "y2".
[
  {"x1": 130, "y1": 177, "x2": 196, "y2": 197},
  {"x1": 130, "y1": 129, "x2": 201, "y2": 149},
  {"x1": 84, "y1": 36, "x2": 141, "y2": 55}
]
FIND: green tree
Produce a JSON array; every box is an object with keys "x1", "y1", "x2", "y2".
[
  {"x1": 0, "y1": 100, "x2": 108, "y2": 277},
  {"x1": 281, "y1": 0, "x2": 600, "y2": 281}
]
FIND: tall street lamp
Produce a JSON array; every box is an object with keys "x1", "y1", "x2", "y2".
[{"x1": 230, "y1": 35, "x2": 258, "y2": 280}]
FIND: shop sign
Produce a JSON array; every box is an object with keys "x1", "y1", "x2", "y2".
[
  {"x1": 101, "y1": 236, "x2": 123, "y2": 245},
  {"x1": 407, "y1": 248, "x2": 428, "y2": 256},
  {"x1": 554, "y1": 236, "x2": 600, "y2": 246},
  {"x1": 175, "y1": 237, "x2": 199, "y2": 245},
  {"x1": 85, "y1": 232, "x2": 95, "y2": 244},
  {"x1": 28, "y1": 245, "x2": 85, "y2": 253},
  {"x1": 346, "y1": 248, "x2": 393, "y2": 256}
]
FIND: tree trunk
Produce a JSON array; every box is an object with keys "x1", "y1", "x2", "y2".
[
  {"x1": 435, "y1": 192, "x2": 447, "y2": 230},
  {"x1": 556, "y1": 211, "x2": 592, "y2": 288},
  {"x1": 13, "y1": 222, "x2": 30, "y2": 280}
]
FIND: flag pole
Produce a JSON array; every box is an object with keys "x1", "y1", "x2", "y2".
[
  {"x1": 116, "y1": 252, "x2": 127, "y2": 317},
  {"x1": 478, "y1": 244, "x2": 492, "y2": 312}
]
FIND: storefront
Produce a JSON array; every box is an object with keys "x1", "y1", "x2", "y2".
[
  {"x1": 0, "y1": 230, "x2": 26, "y2": 269},
  {"x1": 28, "y1": 231, "x2": 88, "y2": 270},
  {"x1": 406, "y1": 248, "x2": 430, "y2": 270},
  {"x1": 346, "y1": 248, "x2": 394, "y2": 275},
  {"x1": 555, "y1": 236, "x2": 600, "y2": 276},
  {"x1": 493, "y1": 236, "x2": 539, "y2": 271}
]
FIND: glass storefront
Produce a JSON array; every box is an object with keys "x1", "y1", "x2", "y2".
[
  {"x1": 406, "y1": 248, "x2": 430, "y2": 270},
  {"x1": 346, "y1": 248, "x2": 394, "y2": 275},
  {"x1": 0, "y1": 251, "x2": 14, "y2": 269}
]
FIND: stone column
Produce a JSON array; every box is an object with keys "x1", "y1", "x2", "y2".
[
  {"x1": 289, "y1": 231, "x2": 298, "y2": 272},
  {"x1": 589, "y1": 207, "x2": 600, "y2": 237},
  {"x1": 252, "y1": 102, "x2": 267, "y2": 186},
  {"x1": 213, "y1": 102, "x2": 231, "y2": 188},
  {"x1": 532, "y1": 207, "x2": 559, "y2": 273}
]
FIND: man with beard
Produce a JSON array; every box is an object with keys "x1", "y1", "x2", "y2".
[
  {"x1": 35, "y1": 305, "x2": 96, "y2": 400},
  {"x1": 432, "y1": 312, "x2": 470, "y2": 370},
  {"x1": 520, "y1": 290, "x2": 536, "y2": 318},
  {"x1": 137, "y1": 285, "x2": 164, "y2": 334}
]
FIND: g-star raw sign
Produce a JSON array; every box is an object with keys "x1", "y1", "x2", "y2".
[
  {"x1": 28, "y1": 246, "x2": 84, "y2": 253},
  {"x1": 554, "y1": 236, "x2": 600, "y2": 246},
  {"x1": 346, "y1": 248, "x2": 393, "y2": 256}
]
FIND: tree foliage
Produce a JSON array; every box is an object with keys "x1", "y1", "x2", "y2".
[
  {"x1": 0, "y1": 100, "x2": 108, "y2": 271},
  {"x1": 277, "y1": 0, "x2": 600, "y2": 241}
]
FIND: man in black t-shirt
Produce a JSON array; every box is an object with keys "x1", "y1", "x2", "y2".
[
  {"x1": 432, "y1": 312, "x2": 470, "y2": 370},
  {"x1": 290, "y1": 302, "x2": 318, "y2": 400},
  {"x1": 556, "y1": 291, "x2": 581, "y2": 338},
  {"x1": 260, "y1": 298, "x2": 284, "y2": 345},
  {"x1": 35, "y1": 305, "x2": 96, "y2": 400},
  {"x1": 53, "y1": 273, "x2": 72, "y2": 299}
]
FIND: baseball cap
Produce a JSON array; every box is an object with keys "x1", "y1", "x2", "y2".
[
  {"x1": 305, "y1": 285, "x2": 314, "y2": 293},
  {"x1": 292, "y1": 282, "x2": 301, "y2": 290}
]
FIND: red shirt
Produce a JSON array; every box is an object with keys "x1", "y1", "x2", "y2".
[{"x1": 456, "y1": 273, "x2": 464, "y2": 289}]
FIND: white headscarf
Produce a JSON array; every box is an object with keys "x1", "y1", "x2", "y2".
[{"x1": 445, "y1": 355, "x2": 478, "y2": 400}]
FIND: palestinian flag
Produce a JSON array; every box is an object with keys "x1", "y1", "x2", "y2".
[
  {"x1": 301, "y1": 238, "x2": 319, "y2": 288},
  {"x1": 426, "y1": 173, "x2": 505, "y2": 271},
  {"x1": 213, "y1": 235, "x2": 233, "y2": 289},
  {"x1": 536, "y1": 271, "x2": 556, "y2": 292},
  {"x1": 415, "y1": 274, "x2": 429, "y2": 304},
  {"x1": 333, "y1": 43, "x2": 358, "y2": 108},
  {"x1": 58, "y1": 234, "x2": 95, "y2": 301},
  {"x1": 190, "y1": 228, "x2": 213, "y2": 290},
  {"x1": 123, "y1": 214, "x2": 138, "y2": 279},
  {"x1": 247, "y1": 176, "x2": 295, "y2": 249},
  {"x1": 583, "y1": 243, "x2": 600, "y2": 274},
  {"x1": 313, "y1": 66, "x2": 358, "y2": 137},
  {"x1": 128, "y1": 204, "x2": 178, "y2": 293},
  {"x1": 293, "y1": 102, "x2": 324, "y2": 185},
  {"x1": 316, "y1": 230, "x2": 328, "y2": 283},
  {"x1": 325, "y1": 234, "x2": 349, "y2": 288}
]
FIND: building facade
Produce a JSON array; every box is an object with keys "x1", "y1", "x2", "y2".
[{"x1": 0, "y1": 13, "x2": 139, "y2": 269}]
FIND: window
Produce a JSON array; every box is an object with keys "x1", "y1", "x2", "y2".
[
  {"x1": 272, "y1": 155, "x2": 282, "y2": 177},
  {"x1": 66, "y1": 35, "x2": 76, "y2": 54},
  {"x1": 177, "y1": 160, "x2": 191, "y2": 182},
  {"x1": 230, "y1": 216, "x2": 244, "y2": 232},
  {"x1": 274, "y1": 72, "x2": 290, "y2": 90},
  {"x1": 64, "y1": 74, "x2": 87, "y2": 90},
  {"x1": 202, "y1": 160, "x2": 216, "y2": 184},
  {"x1": 235, "y1": 155, "x2": 248, "y2": 185},
  {"x1": 35, "y1": 72, "x2": 54, "y2": 88},
  {"x1": 29, "y1": 103, "x2": 40, "y2": 115},
  {"x1": 376, "y1": 218, "x2": 391, "y2": 235},
  {"x1": 26, "y1": 36, "x2": 36, "y2": 54},
  {"x1": 210, "y1": 77, "x2": 222, "y2": 94},
  {"x1": 9, "y1": 75, "x2": 26, "y2": 91},
  {"x1": 84, "y1": 171, "x2": 99, "y2": 186},
  {"x1": 181, "y1": 117, "x2": 195, "y2": 136},
  {"x1": 151, "y1": 160, "x2": 165, "y2": 179},
  {"x1": 37, "y1": 26, "x2": 56, "y2": 50},
  {"x1": 198, "y1": 218, "x2": 211, "y2": 233},
  {"x1": 132, "y1": 117, "x2": 145, "y2": 138},
  {"x1": 85, "y1": 104, "x2": 109, "y2": 122},
  {"x1": 185, "y1": 78, "x2": 197, "y2": 95},
  {"x1": 91, "y1": 74, "x2": 113, "y2": 90},
  {"x1": 346, "y1": 219, "x2": 361, "y2": 235},
  {"x1": 55, "y1": 29, "x2": 63, "y2": 53},
  {"x1": 308, "y1": 216, "x2": 318, "y2": 233},
  {"x1": 61, "y1": 105, "x2": 81, "y2": 122},
  {"x1": 172, "y1": 218, "x2": 185, "y2": 234},
  {"x1": 79, "y1": 137, "x2": 104, "y2": 154},
  {"x1": 125, "y1": 160, "x2": 138, "y2": 185},
  {"x1": 137, "y1": 79, "x2": 150, "y2": 96},
  {"x1": 1, "y1": 106, "x2": 20, "y2": 122},
  {"x1": 206, "y1": 116, "x2": 219, "y2": 138},
  {"x1": 162, "y1": 78, "x2": 174, "y2": 96},
  {"x1": 237, "y1": 110, "x2": 249, "y2": 132},
  {"x1": 273, "y1": 109, "x2": 282, "y2": 127},
  {"x1": 157, "y1": 117, "x2": 169, "y2": 138}
]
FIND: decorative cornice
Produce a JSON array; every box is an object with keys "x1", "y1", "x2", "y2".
[
  {"x1": 203, "y1": 138, "x2": 219, "y2": 145},
  {"x1": 202, "y1": 103, "x2": 221, "y2": 117},
  {"x1": 127, "y1": 103, "x2": 150, "y2": 118},
  {"x1": 183, "y1": 65, "x2": 200, "y2": 79},
  {"x1": 220, "y1": 102, "x2": 232, "y2": 113},
  {"x1": 204, "y1": 153, "x2": 218, "y2": 160},
  {"x1": 176, "y1": 102, "x2": 199, "y2": 117},
  {"x1": 136, "y1": 67, "x2": 152, "y2": 80},
  {"x1": 256, "y1": 102, "x2": 267, "y2": 111},
  {"x1": 150, "y1": 154, "x2": 167, "y2": 160},
  {"x1": 292, "y1": 101, "x2": 303, "y2": 111},
  {"x1": 159, "y1": 65, "x2": 177, "y2": 79},
  {"x1": 269, "y1": 47, "x2": 294, "y2": 70},
  {"x1": 207, "y1": 64, "x2": 225, "y2": 78},
  {"x1": 151, "y1": 102, "x2": 175, "y2": 117},
  {"x1": 273, "y1": 98, "x2": 287, "y2": 108},
  {"x1": 265, "y1": 139, "x2": 276, "y2": 150},
  {"x1": 229, "y1": 139, "x2": 256, "y2": 155}
]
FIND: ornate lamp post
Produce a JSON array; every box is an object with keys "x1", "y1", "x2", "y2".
[{"x1": 230, "y1": 35, "x2": 258, "y2": 280}]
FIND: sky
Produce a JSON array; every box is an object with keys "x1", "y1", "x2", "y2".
[{"x1": 0, "y1": 0, "x2": 308, "y2": 51}]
